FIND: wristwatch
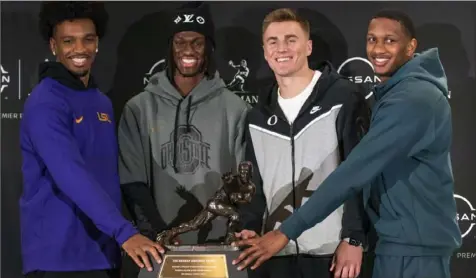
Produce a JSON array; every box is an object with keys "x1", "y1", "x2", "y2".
[{"x1": 343, "y1": 237, "x2": 363, "y2": 248}]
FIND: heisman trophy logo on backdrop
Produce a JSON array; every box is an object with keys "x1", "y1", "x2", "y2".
[
  {"x1": 226, "y1": 59, "x2": 249, "y2": 92},
  {"x1": 225, "y1": 58, "x2": 258, "y2": 105}
]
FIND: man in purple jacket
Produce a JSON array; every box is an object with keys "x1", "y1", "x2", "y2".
[{"x1": 19, "y1": 2, "x2": 164, "y2": 278}]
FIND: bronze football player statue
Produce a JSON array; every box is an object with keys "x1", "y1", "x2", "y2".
[{"x1": 156, "y1": 161, "x2": 256, "y2": 246}]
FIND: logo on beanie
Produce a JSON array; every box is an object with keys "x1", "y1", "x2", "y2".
[{"x1": 174, "y1": 14, "x2": 205, "y2": 25}]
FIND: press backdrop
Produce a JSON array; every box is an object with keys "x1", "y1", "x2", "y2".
[{"x1": 1, "y1": 1, "x2": 475, "y2": 277}]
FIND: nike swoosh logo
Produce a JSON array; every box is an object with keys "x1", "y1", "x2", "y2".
[{"x1": 75, "y1": 116, "x2": 83, "y2": 124}]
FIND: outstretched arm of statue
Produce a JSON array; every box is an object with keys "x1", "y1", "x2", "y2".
[
  {"x1": 229, "y1": 60, "x2": 238, "y2": 68},
  {"x1": 157, "y1": 209, "x2": 216, "y2": 245}
]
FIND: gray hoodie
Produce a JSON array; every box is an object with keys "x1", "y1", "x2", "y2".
[{"x1": 118, "y1": 71, "x2": 250, "y2": 244}]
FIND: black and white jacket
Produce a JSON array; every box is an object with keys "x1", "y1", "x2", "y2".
[{"x1": 240, "y1": 62, "x2": 371, "y2": 256}]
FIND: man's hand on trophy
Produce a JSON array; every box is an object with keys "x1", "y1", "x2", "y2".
[
  {"x1": 234, "y1": 229, "x2": 258, "y2": 240},
  {"x1": 122, "y1": 234, "x2": 165, "y2": 272},
  {"x1": 232, "y1": 230, "x2": 289, "y2": 270}
]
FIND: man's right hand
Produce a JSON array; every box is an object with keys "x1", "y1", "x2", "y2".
[
  {"x1": 235, "y1": 229, "x2": 259, "y2": 240},
  {"x1": 122, "y1": 234, "x2": 165, "y2": 272}
]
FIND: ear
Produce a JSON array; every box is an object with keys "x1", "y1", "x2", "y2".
[
  {"x1": 306, "y1": 39, "x2": 313, "y2": 57},
  {"x1": 406, "y1": 38, "x2": 418, "y2": 57},
  {"x1": 49, "y1": 37, "x2": 56, "y2": 55}
]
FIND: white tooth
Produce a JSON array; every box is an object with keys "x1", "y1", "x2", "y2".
[
  {"x1": 277, "y1": 57, "x2": 291, "y2": 62},
  {"x1": 72, "y1": 58, "x2": 86, "y2": 64},
  {"x1": 182, "y1": 58, "x2": 196, "y2": 63}
]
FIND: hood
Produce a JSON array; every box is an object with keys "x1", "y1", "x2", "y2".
[
  {"x1": 258, "y1": 61, "x2": 344, "y2": 116},
  {"x1": 38, "y1": 61, "x2": 97, "y2": 90},
  {"x1": 144, "y1": 70, "x2": 227, "y2": 173},
  {"x1": 375, "y1": 48, "x2": 449, "y2": 99}
]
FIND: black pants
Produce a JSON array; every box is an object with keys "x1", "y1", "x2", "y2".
[
  {"x1": 25, "y1": 269, "x2": 120, "y2": 278},
  {"x1": 247, "y1": 253, "x2": 374, "y2": 278}
]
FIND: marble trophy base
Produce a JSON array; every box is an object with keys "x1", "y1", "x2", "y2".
[{"x1": 138, "y1": 245, "x2": 248, "y2": 278}]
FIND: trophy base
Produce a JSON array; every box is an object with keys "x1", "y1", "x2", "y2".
[{"x1": 138, "y1": 245, "x2": 248, "y2": 278}]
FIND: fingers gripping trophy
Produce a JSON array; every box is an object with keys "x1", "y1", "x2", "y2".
[{"x1": 140, "y1": 161, "x2": 256, "y2": 278}]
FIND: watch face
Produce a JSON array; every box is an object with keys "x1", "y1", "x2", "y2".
[{"x1": 349, "y1": 239, "x2": 362, "y2": 246}]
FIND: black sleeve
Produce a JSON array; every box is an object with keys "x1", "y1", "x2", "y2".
[
  {"x1": 121, "y1": 182, "x2": 168, "y2": 240},
  {"x1": 238, "y1": 112, "x2": 267, "y2": 234},
  {"x1": 118, "y1": 104, "x2": 168, "y2": 240},
  {"x1": 336, "y1": 88, "x2": 372, "y2": 245}
]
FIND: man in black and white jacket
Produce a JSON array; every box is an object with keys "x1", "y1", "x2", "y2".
[{"x1": 235, "y1": 8, "x2": 372, "y2": 278}]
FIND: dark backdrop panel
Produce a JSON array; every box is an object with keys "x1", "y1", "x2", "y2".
[{"x1": 2, "y1": 2, "x2": 475, "y2": 277}]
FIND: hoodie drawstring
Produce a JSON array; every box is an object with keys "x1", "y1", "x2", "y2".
[
  {"x1": 186, "y1": 95, "x2": 192, "y2": 133},
  {"x1": 172, "y1": 96, "x2": 193, "y2": 173},
  {"x1": 173, "y1": 99, "x2": 183, "y2": 173}
]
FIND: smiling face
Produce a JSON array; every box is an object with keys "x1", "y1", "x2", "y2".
[
  {"x1": 173, "y1": 31, "x2": 206, "y2": 77},
  {"x1": 366, "y1": 17, "x2": 417, "y2": 80},
  {"x1": 262, "y1": 21, "x2": 312, "y2": 77},
  {"x1": 50, "y1": 18, "x2": 98, "y2": 78}
]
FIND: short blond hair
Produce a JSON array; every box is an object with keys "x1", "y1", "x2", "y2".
[{"x1": 262, "y1": 8, "x2": 310, "y2": 38}]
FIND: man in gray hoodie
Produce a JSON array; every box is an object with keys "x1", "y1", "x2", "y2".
[{"x1": 117, "y1": 3, "x2": 251, "y2": 277}]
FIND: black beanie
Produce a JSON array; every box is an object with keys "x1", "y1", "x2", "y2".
[{"x1": 168, "y1": 2, "x2": 215, "y2": 48}]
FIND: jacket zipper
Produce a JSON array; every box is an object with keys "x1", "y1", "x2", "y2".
[
  {"x1": 290, "y1": 123, "x2": 296, "y2": 211},
  {"x1": 289, "y1": 123, "x2": 300, "y2": 256}
]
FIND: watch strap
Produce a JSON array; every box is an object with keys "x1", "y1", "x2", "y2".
[{"x1": 343, "y1": 237, "x2": 363, "y2": 247}]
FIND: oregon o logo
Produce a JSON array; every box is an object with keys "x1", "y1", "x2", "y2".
[{"x1": 267, "y1": 115, "x2": 278, "y2": 126}]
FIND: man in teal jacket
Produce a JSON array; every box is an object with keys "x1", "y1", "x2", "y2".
[{"x1": 233, "y1": 10, "x2": 462, "y2": 278}]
